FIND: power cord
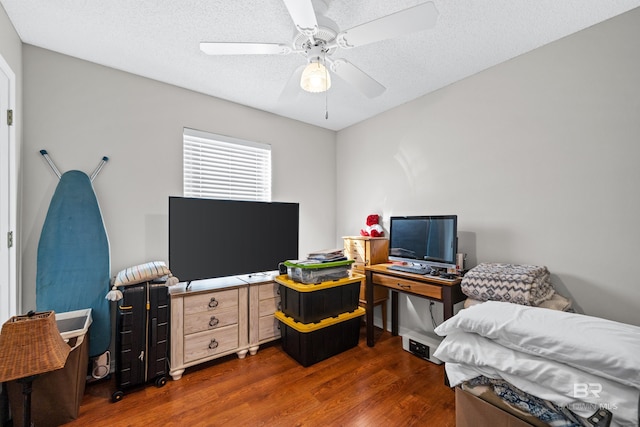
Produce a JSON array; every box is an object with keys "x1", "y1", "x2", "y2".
[{"x1": 429, "y1": 301, "x2": 438, "y2": 328}]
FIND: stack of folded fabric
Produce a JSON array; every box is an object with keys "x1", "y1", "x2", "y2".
[{"x1": 461, "y1": 263, "x2": 572, "y2": 311}]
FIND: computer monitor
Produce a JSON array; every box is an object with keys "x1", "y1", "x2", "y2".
[{"x1": 388, "y1": 215, "x2": 457, "y2": 270}]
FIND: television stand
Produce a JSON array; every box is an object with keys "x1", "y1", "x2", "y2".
[
  {"x1": 168, "y1": 272, "x2": 281, "y2": 380},
  {"x1": 364, "y1": 263, "x2": 465, "y2": 347}
]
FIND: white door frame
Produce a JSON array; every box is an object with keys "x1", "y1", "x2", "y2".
[{"x1": 0, "y1": 52, "x2": 18, "y2": 323}]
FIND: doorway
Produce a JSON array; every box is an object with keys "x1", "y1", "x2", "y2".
[{"x1": 0, "y1": 53, "x2": 17, "y2": 323}]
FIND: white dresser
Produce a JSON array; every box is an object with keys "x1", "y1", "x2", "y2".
[
  {"x1": 169, "y1": 273, "x2": 280, "y2": 381},
  {"x1": 247, "y1": 277, "x2": 281, "y2": 355}
]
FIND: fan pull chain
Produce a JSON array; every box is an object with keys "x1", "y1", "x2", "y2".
[
  {"x1": 324, "y1": 53, "x2": 329, "y2": 120},
  {"x1": 325, "y1": 89, "x2": 328, "y2": 120}
]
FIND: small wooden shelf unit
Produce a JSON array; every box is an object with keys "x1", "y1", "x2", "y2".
[{"x1": 342, "y1": 236, "x2": 389, "y2": 330}]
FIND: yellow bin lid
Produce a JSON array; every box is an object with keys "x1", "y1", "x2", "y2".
[
  {"x1": 275, "y1": 274, "x2": 364, "y2": 292},
  {"x1": 275, "y1": 307, "x2": 365, "y2": 333}
]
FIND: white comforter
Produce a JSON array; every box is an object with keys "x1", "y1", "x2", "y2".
[{"x1": 433, "y1": 301, "x2": 640, "y2": 427}]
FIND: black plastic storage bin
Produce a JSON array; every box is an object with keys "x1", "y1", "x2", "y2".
[
  {"x1": 275, "y1": 308, "x2": 365, "y2": 367},
  {"x1": 275, "y1": 274, "x2": 363, "y2": 324}
]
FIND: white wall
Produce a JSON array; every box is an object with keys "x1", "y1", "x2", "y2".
[
  {"x1": 337, "y1": 8, "x2": 640, "y2": 329},
  {"x1": 20, "y1": 46, "x2": 336, "y2": 313}
]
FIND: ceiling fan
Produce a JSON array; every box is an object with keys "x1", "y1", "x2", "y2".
[{"x1": 199, "y1": 1, "x2": 438, "y2": 98}]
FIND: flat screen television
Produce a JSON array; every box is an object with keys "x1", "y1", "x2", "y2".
[
  {"x1": 169, "y1": 196, "x2": 299, "y2": 283},
  {"x1": 388, "y1": 215, "x2": 457, "y2": 270}
]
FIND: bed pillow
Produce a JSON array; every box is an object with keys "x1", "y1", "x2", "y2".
[
  {"x1": 434, "y1": 331, "x2": 639, "y2": 425},
  {"x1": 434, "y1": 301, "x2": 640, "y2": 389},
  {"x1": 113, "y1": 261, "x2": 170, "y2": 287}
]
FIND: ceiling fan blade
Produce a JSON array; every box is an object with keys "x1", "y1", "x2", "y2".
[
  {"x1": 330, "y1": 59, "x2": 386, "y2": 98},
  {"x1": 200, "y1": 42, "x2": 291, "y2": 55},
  {"x1": 336, "y1": 2, "x2": 438, "y2": 49},
  {"x1": 281, "y1": 0, "x2": 318, "y2": 36},
  {"x1": 278, "y1": 65, "x2": 306, "y2": 103}
]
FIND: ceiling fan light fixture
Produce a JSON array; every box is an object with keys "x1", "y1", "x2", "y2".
[{"x1": 300, "y1": 59, "x2": 331, "y2": 93}]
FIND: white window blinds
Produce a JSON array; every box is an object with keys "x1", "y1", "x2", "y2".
[{"x1": 183, "y1": 128, "x2": 271, "y2": 201}]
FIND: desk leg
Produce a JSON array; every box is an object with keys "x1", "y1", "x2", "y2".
[
  {"x1": 391, "y1": 290, "x2": 399, "y2": 336},
  {"x1": 365, "y1": 270, "x2": 375, "y2": 347},
  {"x1": 442, "y1": 283, "x2": 465, "y2": 320},
  {"x1": 442, "y1": 286, "x2": 454, "y2": 320}
]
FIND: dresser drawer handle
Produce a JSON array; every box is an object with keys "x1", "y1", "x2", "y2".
[
  {"x1": 208, "y1": 297, "x2": 219, "y2": 308},
  {"x1": 398, "y1": 283, "x2": 411, "y2": 289},
  {"x1": 208, "y1": 339, "x2": 219, "y2": 350},
  {"x1": 208, "y1": 316, "x2": 219, "y2": 328}
]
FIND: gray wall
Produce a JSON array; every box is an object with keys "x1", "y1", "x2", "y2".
[
  {"x1": 21, "y1": 46, "x2": 336, "y2": 312},
  {"x1": 0, "y1": 6, "x2": 21, "y2": 81},
  {"x1": 0, "y1": 5, "x2": 21, "y2": 92},
  {"x1": 337, "y1": 8, "x2": 640, "y2": 329}
]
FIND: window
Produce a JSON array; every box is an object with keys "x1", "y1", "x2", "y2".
[{"x1": 183, "y1": 128, "x2": 271, "y2": 201}]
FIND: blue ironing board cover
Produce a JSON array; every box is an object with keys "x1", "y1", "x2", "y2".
[{"x1": 37, "y1": 170, "x2": 111, "y2": 357}]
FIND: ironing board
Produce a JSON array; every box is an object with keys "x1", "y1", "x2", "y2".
[{"x1": 36, "y1": 151, "x2": 111, "y2": 358}]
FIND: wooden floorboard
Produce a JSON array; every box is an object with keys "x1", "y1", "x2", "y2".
[{"x1": 59, "y1": 327, "x2": 455, "y2": 426}]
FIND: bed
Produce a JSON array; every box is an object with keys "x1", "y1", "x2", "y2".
[{"x1": 432, "y1": 300, "x2": 640, "y2": 427}]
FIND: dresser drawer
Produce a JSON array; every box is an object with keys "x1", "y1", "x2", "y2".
[
  {"x1": 345, "y1": 240, "x2": 365, "y2": 263},
  {"x1": 372, "y1": 273, "x2": 442, "y2": 300},
  {"x1": 259, "y1": 297, "x2": 280, "y2": 317},
  {"x1": 184, "y1": 324, "x2": 239, "y2": 363},
  {"x1": 351, "y1": 262, "x2": 366, "y2": 273},
  {"x1": 184, "y1": 288, "x2": 238, "y2": 315},
  {"x1": 258, "y1": 316, "x2": 280, "y2": 341},
  {"x1": 184, "y1": 306, "x2": 238, "y2": 335},
  {"x1": 258, "y1": 282, "x2": 279, "y2": 299}
]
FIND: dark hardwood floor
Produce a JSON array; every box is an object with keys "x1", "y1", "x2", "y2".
[{"x1": 63, "y1": 327, "x2": 456, "y2": 426}]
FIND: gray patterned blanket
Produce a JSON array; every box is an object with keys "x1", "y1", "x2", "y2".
[{"x1": 461, "y1": 263, "x2": 555, "y2": 306}]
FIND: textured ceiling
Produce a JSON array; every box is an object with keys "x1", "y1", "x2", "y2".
[{"x1": 2, "y1": 0, "x2": 639, "y2": 130}]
